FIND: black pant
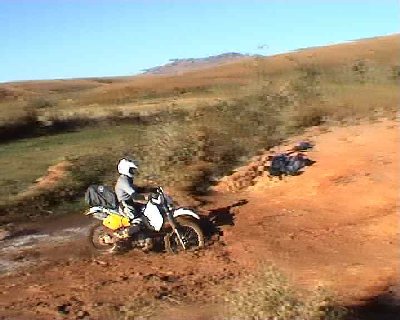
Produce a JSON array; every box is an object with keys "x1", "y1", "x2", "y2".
[{"x1": 121, "y1": 199, "x2": 145, "y2": 217}]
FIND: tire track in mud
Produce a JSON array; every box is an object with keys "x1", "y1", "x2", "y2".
[
  {"x1": 0, "y1": 194, "x2": 243, "y2": 319},
  {"x1": 0, "y1": 232, "x2": 240, "y2": 320}
]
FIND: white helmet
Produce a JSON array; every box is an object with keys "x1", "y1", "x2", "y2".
[{"x1": 117, "y1": 158, "x2": 138, "y2": 178}]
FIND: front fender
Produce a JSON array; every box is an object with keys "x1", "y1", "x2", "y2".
[{"x1": 173, "y1": 208, "x2": 200, "y2": 220}]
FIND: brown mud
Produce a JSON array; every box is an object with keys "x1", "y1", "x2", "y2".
[{"x1": 0, "y1": 119, "x2": 399, "y2": 319}]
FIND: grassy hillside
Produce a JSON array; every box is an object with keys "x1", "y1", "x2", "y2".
[{"x1": 0, "y1": 34, "x2": 398, "y2": 224}]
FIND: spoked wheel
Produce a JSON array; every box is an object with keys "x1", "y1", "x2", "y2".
[
  {"x1": 88, "y1": 222, "x2": 118, "y2": 254},
  {"x1": 164, "y1": 218, "x2": 204, "y2": 254}
]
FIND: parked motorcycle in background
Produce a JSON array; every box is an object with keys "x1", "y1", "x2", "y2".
[{"x1": 84, "y1": 186, "x2": 204, "y2": 254}]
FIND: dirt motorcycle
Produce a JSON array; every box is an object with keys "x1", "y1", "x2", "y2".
[{"x1": 84, "y1": 187, "x2": 204, "y2": 254}]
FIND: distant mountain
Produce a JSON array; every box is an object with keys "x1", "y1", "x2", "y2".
[{"x1": 142, "y1": 52, "x2": 251, "y2": 75}]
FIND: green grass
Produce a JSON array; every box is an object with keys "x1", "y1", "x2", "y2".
[{"x1": 0, "y1": 125, "x2": 146, "y2": 201}]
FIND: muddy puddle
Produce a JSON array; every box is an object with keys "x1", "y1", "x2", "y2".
[{"x1": 0, "y1": 214, "x2": 92, "y2": 274}]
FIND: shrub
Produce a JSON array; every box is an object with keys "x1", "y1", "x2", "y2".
[
  {"x1": 391, "y1": 65, "x2": 400, "y2": 80},
  {"x1": 29, "y1": 97, "x2": 55, "y2": 109},
  {"x1": 287, "y1": 104, "x2": 329, "y2": 129},
  {"x1": 352, "y1": 60, "x2": 369, "y2": 83},
  {"x1": 291, "y1": 64, "x2": 323, "y2": 102}
]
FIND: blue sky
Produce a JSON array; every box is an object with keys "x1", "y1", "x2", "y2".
[{"x1": 0, "y1": 1, "x2": 398, "y2": 82}]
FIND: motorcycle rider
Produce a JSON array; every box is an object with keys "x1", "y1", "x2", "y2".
[{"x1": 115, "y1": 158, "x2": 156, "y2": 220}]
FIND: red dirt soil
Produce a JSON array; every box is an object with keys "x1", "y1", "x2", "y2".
[
  {"x1": 18, "y1": 161, "x2": 72, "y2": 199},
  {"x1": 0, "y1": 119, "x2": 398, "y2": 319}
]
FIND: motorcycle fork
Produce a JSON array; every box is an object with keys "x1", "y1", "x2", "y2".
[{"x1": 167, "y1": 212, "x2": 186, "y2": 250}]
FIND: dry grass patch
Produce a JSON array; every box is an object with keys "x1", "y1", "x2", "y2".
[{"x1": 221, "y1": 266, "x2": 347, "y2": 320}]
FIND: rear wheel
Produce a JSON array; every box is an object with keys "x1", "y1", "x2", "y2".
[
  {"x1": 88, "y1": 222, "x2": 118, "y2": 254},
  {"x1": 164, "y1": 218, "x2": 204, "y2": 254}
]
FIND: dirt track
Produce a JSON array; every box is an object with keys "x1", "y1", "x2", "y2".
[{"x1": 0, "y1": 119, "x2": 399, "y2": 319}]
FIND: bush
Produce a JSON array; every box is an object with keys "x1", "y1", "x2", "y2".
[
  {"x1": 391, "y1": 65, "x2": 400, "y2": 80},
  {"x1": 291, "y1": 64, "x2": 322, "y2": 102},
  {"x1": 29, "y1": 97, "x2": 55, "y2": 109},
  {"x1": 352, "y1": 60, "x2": 369, "y2": 83},
  {"x1": 222, "y1": 266, "x2": 347, "y2": 320},
  {"x1": 287, "y1": 104, "x2": 329, "y2": 129}
]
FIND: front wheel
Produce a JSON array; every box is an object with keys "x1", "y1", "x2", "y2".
[
  {"x1": 88, "y1": 221, "x2": 118, "y2": 254},
  {"x1": 164, "y1": 218, "x2": 204, "y2": 254}
]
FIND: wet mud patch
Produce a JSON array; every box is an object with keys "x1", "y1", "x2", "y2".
[{"x1": 0, "y1": 225, "x2": 89, "y2": 274}]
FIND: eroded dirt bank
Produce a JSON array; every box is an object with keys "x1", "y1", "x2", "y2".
[
  {"x1": 222, "y1": 119, "x2": 399, "y2": 304},
  {"x1": 0, "y1": 119, "x2": 399, "y2": 319}
]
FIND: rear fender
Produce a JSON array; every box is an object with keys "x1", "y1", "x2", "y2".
[
  {"x1": 86, "y1": 206, "x2": 116, "y2": 220},
  {"x1": 173, "y1": 208, "x2": 200, "y2": 220},
  {"x1": 87, "y1": 206, "x2": 104, "y2": 215}
]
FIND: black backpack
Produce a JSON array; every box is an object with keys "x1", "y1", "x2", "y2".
[
  {"x1": 84, "y1": 185, "x2": 118, "y2": 209},
  {"x1": 285, "y1": 154, "x2": 306, "y2": 175},
  {"x1": 268, "y1": 154, "x2": 288, "y2": 176},
  {"x1": 268, "y1": 153, "x2": 306, "y2": 176}
]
